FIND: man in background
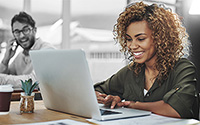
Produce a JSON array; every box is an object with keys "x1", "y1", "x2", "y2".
[{"x1": 0, "y1": 11, "x2": 55, "y2": 88}]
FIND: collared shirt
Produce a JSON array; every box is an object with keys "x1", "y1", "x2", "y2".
[
  {"x1": 94, "y1": 58, "x2": 199, "y2": 119},
  {"x1": 0, "y1": 38, "x2": 55, "y2": 88}
]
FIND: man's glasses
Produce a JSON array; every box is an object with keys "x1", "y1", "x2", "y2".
[{"x1": 12, "y1": 26, "x2": 33, "y2": 37}]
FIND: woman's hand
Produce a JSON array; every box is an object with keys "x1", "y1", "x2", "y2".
[
  {"x1": 95, "y1": 91, "x2": 107, "y2": 104},
  {"x1": 117, "y1": 101, "x2": 136, "y2": 108},
  {"x1": 95, "y1": 91, "x2": 121, "y2": 109},
  {"x1": 118, "y1": 100, "x2": 181, "y2": 118}
]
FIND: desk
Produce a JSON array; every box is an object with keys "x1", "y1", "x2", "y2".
[
  {"x1": 1, "y1": 101, "x2": 199, "y2": 125},
  {"x1": 0, "y1": 101, "x2": 96, "y2": 124}
]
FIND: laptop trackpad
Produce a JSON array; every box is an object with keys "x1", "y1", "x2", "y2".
[{"x1": 100, "y1": 109, "x2": 122, "y2": 116}]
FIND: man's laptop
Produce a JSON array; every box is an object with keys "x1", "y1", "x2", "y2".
[{"x1": 30, "y1": 49, "x2": 151, "y2": 121}]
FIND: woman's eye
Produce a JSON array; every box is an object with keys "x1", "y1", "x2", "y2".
[
  {"x1": 138, "y1": 38, "x2": 145, "y2": 41},
  {"x1": 126, "y1": 38, "x2": 132, "y2": 42}
]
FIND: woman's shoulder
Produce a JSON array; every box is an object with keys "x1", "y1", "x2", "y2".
[
  {"x1": 175, "y1": 58, "x2": 195, "y2": 67},
  {"x1": 174, "y1": 58, "x2": 196, "y2": 72}
]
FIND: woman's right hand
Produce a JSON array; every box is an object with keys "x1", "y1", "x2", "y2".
[{"x1": 95, "y1": 91, "x2": 121, "y2": 109}]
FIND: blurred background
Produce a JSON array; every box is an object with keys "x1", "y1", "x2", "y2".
[{"x1": 0, "y1": 0, "x2": 199, "y2": 90}]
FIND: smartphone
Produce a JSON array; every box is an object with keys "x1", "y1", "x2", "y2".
[{"x1": 11, "y1": 38, "x2": 19, "y2": 51}]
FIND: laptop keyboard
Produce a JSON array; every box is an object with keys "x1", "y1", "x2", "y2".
[{"x1": 100, "y1": 109, "x2": 122, "y2": 116}]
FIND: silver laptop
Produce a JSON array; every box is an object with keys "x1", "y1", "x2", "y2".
[{"x1": 30, "y1": 49, "x2": 151, "y2": 121}]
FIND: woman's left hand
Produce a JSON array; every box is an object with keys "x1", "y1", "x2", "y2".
[
  {"x1": 118, "y1": 100, "x2": 181, "y2": 118},
  {"x1": 117, "y1": 101, "x2": 136, "y2": 108}
]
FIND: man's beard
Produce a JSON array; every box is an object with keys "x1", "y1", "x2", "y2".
[{"x1": 21, "y1": 36, "x2": 35, "y2": 50}]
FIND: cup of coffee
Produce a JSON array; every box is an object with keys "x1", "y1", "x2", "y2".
[{"x1": 0, "y1": 85, "x2": 13, "y2": 115}]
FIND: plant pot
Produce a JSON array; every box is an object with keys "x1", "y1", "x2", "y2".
[{"x1": 19, "y1": 92, "x2": 35, "y2": 114}]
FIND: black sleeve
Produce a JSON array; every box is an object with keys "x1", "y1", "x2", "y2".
[
  {"x1": 163, "y1": 58, "x2": 199, "y2": 119},
  {"x1": 94, "y1": 65, "x2": 130, "y2": 99}
]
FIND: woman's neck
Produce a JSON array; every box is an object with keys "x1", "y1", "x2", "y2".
[{"x1": 144, "y1": 57, "x2": 159, "y2": 90}]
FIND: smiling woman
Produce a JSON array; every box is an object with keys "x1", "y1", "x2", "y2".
[
  {"x1": 125, "y1": 21, "x2": 156, "y2": 65},
  {"x1": 94, "y1": 1, "x2": 199, "y2": 120}
]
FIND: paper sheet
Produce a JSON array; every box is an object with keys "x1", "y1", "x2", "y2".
[
  {"x1": 15, "y1": 119, "x2": 91, "y2": 125},
  {"x1": 87, "y1": 114, "x2": 200, "y2": 125}
]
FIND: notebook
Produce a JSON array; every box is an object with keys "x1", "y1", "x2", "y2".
[{"x1": 30, "y1": 49, "x2": 151, "y2": 121}]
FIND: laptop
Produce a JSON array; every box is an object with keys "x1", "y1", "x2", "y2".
[{"x1": 30, "y1": 49, "x2": 151, "y2": 121}]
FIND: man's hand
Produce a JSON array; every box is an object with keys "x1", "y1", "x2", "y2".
[
  {"x1": 95, "y1": 91, "x2": 121, "y2": 109},
  {"x1": 2, "y1": 39, "x2": 19, "y2": 66}
]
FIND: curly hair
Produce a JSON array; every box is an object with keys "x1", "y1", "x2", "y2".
[{"x1": 113, "y1": 1, "x2": 189, "y2": 83}]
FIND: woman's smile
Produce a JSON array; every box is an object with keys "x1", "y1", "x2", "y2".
[{"x1": 126, "y1": 21, "x2": 157, "y2": 65}]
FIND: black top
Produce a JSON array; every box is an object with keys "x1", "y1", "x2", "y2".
[{"x1": 94, "y1": 58, "x2": 199, "y2": 119}]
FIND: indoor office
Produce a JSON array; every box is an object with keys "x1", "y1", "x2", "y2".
[{"x1": 0, "y1": 0, "x2": 200, "y2": 124}]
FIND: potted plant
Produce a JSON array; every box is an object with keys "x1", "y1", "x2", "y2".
[{"x1": 19, "y1": 78, "x2": 39, "y2": 114}]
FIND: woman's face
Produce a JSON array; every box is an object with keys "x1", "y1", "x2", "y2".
[{"x1": 126, "y1": 20, "x2": 157, "y2": 64}]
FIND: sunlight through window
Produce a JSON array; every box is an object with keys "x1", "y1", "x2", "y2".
[{"x1": 189, "y1": 0, "x2": 200, "y2": 15}]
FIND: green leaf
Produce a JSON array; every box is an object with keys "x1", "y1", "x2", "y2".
[
  {"x1": 27, "y1": 79, "x2": 32, "y2": 94},
  {"x1": 20, "y1": 78, "x2": 39, "y2": 96},
  {"x1": 21, "y1": 80, "x2": 27, "y2": 93},
  {"x1": 21, "y1": 87, "x2": 25, "y2": 92},
  {"x1": 21, "y1": 80, "x2": 25, "y2": 89},
  {"x1": 28, "y1": 81, "x2": 39, "y2": 96}
]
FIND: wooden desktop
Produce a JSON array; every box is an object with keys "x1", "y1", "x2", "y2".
[
  {"x1": 1, "y1": 92, "x2": 199, "y2": 125},
  {"x1": 0, "y1": 100, "x2": 96, "y2": 124}
]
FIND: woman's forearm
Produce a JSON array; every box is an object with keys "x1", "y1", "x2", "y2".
[{"x1": 134, "y1": 100, "x2": 180, "y2": 118}]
